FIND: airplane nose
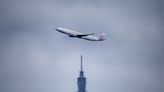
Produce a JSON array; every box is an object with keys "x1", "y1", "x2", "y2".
[{"x1": 56, "y1": 27, "x2": 62, "y2": 30}]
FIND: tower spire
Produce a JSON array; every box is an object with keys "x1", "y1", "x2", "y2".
[
  {"x1": 77, "y1": 55, "x2": 86, "y2": 92},
  {"x1": 81, "y1": 55, "x2": 83, "y2": 71}
]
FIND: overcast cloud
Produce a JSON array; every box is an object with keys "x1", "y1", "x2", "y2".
[{"x1": 0, "y1": 0, "x2": 164, "y2": 92}]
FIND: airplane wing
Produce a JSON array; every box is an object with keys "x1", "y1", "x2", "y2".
[{"x1": 76, "y1": 33, "x2": 95, "y2": 37}]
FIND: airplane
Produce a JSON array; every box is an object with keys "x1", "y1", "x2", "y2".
[{"x1": 55, "y1": 27, "x2": 105, "y2": 41}]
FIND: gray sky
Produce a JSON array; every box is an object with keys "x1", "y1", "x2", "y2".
[{"x1": 0, "y1": 0, "x2": 164, "y2": 92}]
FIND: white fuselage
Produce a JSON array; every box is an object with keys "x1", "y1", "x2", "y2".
[
  {"x1": 56, "y1": 28, "x2": 104, "y2": 41},
  {"x1": 82, "y1": 36, "x2": 100, "y2": 41},
  {"x1": 56, "y1": 28, "x2": 82, "y2": 37}
]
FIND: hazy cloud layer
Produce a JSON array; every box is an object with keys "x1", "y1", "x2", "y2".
[{"x1": 0, "y1": 0, "x2": 164, "y2": 92}]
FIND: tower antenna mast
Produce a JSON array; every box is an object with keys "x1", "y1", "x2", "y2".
[{"x1": 81, "y1": 55, "x2": 83, "y2": 71}]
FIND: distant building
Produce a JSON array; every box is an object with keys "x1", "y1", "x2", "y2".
[{"x1": 77, "y1": 55, "x2": 86, "y2": 92}]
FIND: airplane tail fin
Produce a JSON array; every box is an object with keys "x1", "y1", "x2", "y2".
[{"x1": 99, "y1": 33, "x2": 105, "y2": 41}]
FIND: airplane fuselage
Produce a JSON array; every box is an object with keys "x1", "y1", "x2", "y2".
[
  {"x1": 56, "y1": 28, "x2": 105, "y2": 41},
  {"x1": 56, "y1": 28, "x2": 82, "y2": 37}
]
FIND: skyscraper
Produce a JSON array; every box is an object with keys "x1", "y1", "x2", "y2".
[{"x1": 77, "y1": 55, "x2": 86, "y2": 92}]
